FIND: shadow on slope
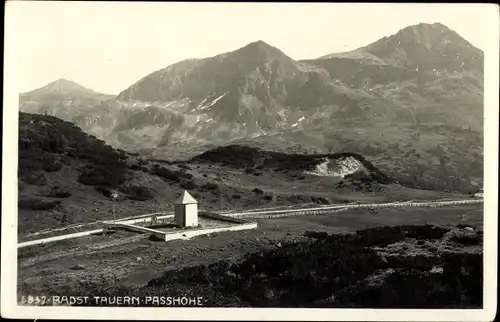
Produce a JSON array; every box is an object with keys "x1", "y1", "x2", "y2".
[{"x1": 191, "y1": 145, "x2": 391, "y2": 184}]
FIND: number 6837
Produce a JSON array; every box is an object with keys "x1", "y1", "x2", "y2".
[{"x1": 20, "y1": 295, "x2": 49, "y2": 305}]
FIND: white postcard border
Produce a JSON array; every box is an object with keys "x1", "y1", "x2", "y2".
[{"x1": 2, "y1": 2, "x2": 498, "y2": 321}]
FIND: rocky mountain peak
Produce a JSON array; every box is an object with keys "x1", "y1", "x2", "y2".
[
  {"x1": 21, "y1": 78, "x2": 112, "y2": 97},
  {"x1": 355, "y1": 22, "x2": 483, "y2": 72},
  {"x1": 224, "y1": 39, "x2": 292, "y2": 63}
]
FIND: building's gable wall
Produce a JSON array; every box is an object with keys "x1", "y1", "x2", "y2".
[{"x1": 185, "y1": 203, "x2": 199, "y2": 227}]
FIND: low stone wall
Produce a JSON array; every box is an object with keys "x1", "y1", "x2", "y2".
[
  {"x1": 103, "y1": 214, "x2": 174, "y2": 226},
  {"x1": 226, "y1": 208, "x2": 348, "y2": 219},
  {"x1": 17, "y1": 228, "x2": 104, "y2": 248},
  {"x1": 223, "y1": 199, "x2": 483, "y2": 219},
  {"x1": 107, "y1": 216, "x2": 258, "y2": 243},
  {"x1": 163, "y1": 222, "x2": 258, "y2": 241},
  {"x1": 105, "y1": 223, "x2": 167, "y2": 240},
  {"x1": 18, "y1": 199, "x2": 481, "y2": 248}
]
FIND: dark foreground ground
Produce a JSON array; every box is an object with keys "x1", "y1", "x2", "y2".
[
  {"x1": 138, "y1": 224, "x2": 482, "y2": 308},
  {"x1": 18, "y1": 204, "x2": 483, "y2": 308}
]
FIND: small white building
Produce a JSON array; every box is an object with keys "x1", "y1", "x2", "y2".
[
  {"x1": 174, "y1": 190, "x2": 199, "y2": 228},
  {"x1": 473, "y1": 188, "x2": 484, "y2": 198}
]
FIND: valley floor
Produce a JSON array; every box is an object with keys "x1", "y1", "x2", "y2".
[{"x1": 17, "y1": 204, "x2": 482, "y2": 307}]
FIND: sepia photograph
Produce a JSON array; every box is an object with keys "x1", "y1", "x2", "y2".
[{"x1": 2, "y1": 1, "x2": 498, "y2": 321}]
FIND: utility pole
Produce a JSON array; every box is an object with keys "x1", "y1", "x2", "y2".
[
  {"x1": 111, "y1": 191, "x2": 118, "y2": 222},
  {"x1": 220, "y1": 192, "x2": 224, "y2": 212}
]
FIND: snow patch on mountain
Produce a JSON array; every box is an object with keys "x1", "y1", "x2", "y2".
[
  {"x1": 211, "y1": 93, "x2": 227, "y2": 105},
  {"x1": 197, "y1": 93, "x2": 227, "y2": 111},
  {"x1": 306, "y1": 156, "x2": 366, "y2": 178}
]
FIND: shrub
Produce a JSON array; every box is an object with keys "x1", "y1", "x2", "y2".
[
  {"x1": 355, "y1": 226, "x2": 407, "y2": 247},
  {"x1": 129, "y1": 163, "x2": 142, "y2": 171},
  {"x1": 405, "y1": 225, "x2": 450, "y2": 240},
  {"x1": 52, "y1": 191, "x2": 72, "y2": 198},
  {"x1": 45, "y1": 187, "x2": 72, "y2": 198},
  {"x1": 304, "y1": 231, "x2": 329, "y2": 240},
  {"x1": 95, "y1": 186, "x2": 117, "y2": 199},
  {"x1": 78, "y1": 165, "x2": 127, "y2": 187},
  {"x1": 180, "y1": 180, "x2": 198, "y2": 190},
  {"x1": 18, "y1": 150, "x2": 48, "y2": 173},
  {"x1": 44, "y1": 161, "x2": 63, "y2": 172},
  {"x1": 153, "y1": 166, "x2": 192, "y2": 182},
  {"x1": 312, "y1": 197, "x2": 329, "y2": 204},
  {"x1": 450, "y1": 234, "x2": 482, "y2": 246},
  {"x1": 60, "y1": 155, "x2": 72, "y2": 165},
  {"x1": 19, "y1": 198, "x2": 61, "y2": 211},
  {"x1": 177, "y1": 164, "x2": 191, "y2": 170},
  {"x1": 202, "y1": 183, "x2": 219, "y2": 191},
  {"x1": 192, "y1": 145, "x2": 260, "y2": 168},
  {"x1": 232, "y1": 194, "x2": 241, "y2": 199},
  {"x1": 18, "y1": 113, "x2": 129, "y2": 187},
  {"x1": 117, "y1": 150, "x2": 128, "y2": 161},
  {"x1": 334, "y1": 254, "x2": 482, "y2": 308},
  {"x1": 20, "y1": 172, "x2": 48, "y2": 186},
  {"x1": 346, "y1": 171, "x2": 374, "y2": 182},
  {"x1": 288, "y1": 195, "x2": 309, "y2": 203},
  {"x1": 252, "y1": 188, "x2": 264, "y2": 194},
  {"x1": 19, "y1": 181, "x2": 27, "y2": 191},
  {"x1": 121, "y1": 186, "x2": 154, "y2": 201}
]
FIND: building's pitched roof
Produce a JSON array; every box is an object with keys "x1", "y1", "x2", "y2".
[{"x1": 175, "y1": 190, "x2": 198, "y2": 204}]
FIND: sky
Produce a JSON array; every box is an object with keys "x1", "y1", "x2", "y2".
[{"x1": 6, "y1": 2, "x2": 497, "y2": 95}]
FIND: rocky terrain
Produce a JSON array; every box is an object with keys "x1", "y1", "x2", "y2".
[
  {"x1": 19, "y1": 22, "x2": 483, "y2": 193},
  {"x1": 191, "y1": 145, "x2": 392, "y2": 184},
  {"x1": 19, "y1": 23, "x2": 483, "y2": 143},
  {"x1": 136, "y1": 224, "x2": 483, "y2": 308},
  {"x1": 19, "y1": 112, "x2": 469, "y2": 234},
  {"x1": 19, "y1": 223, "x2": 483, "y2": 308}
]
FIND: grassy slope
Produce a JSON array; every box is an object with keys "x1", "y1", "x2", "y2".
[
  {"x1": 231, "y1": 120, "x2": 483, "y2": 193},
  {"x1": 21, "y1": 113, "x2": 465, "y2": 235},
  {"x1": 147, "y1": 117, "x2": 483, "y2": 195}
]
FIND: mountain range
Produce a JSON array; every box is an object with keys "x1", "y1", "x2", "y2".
[{"x1": 19, "y1": 22, "x2": 484, "y2": 191}]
